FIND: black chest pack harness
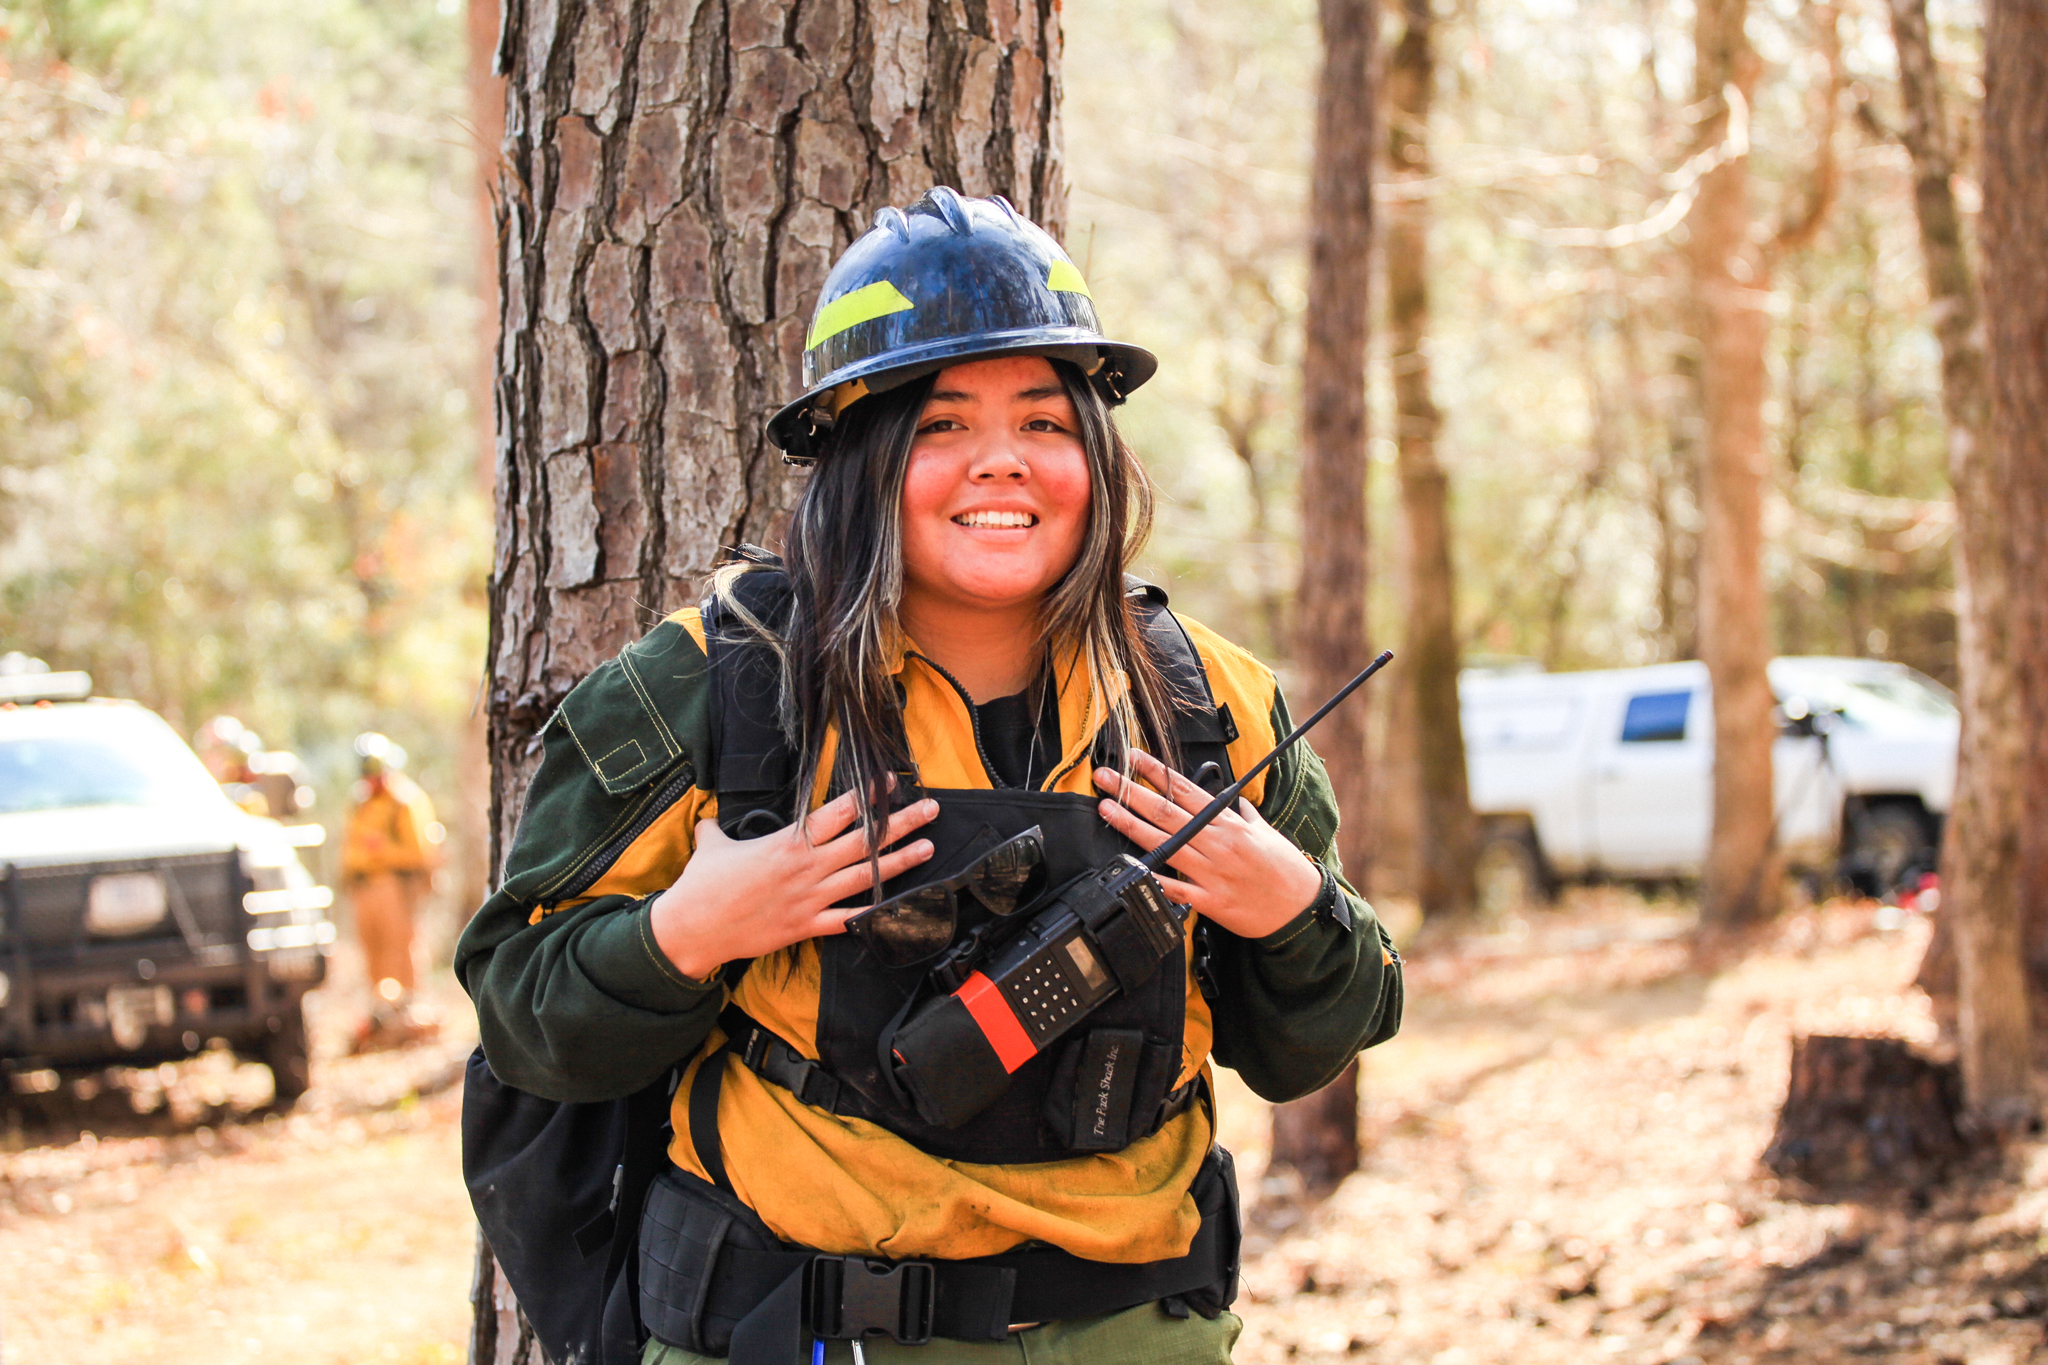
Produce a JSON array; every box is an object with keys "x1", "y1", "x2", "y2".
[{"x1": 634, "y1": 568, "x2": 1245, "y2": 1362}]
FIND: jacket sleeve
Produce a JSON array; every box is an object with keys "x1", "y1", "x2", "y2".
[
  {"x1": 1205, "y1": 686, "x2": 1404, "y2": 1102},
  {"x1": 454, "y1": 619, "x2": 726, "y2": 1104}
]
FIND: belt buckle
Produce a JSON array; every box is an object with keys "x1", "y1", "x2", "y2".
[{"x1": 805, "y1": 1255, "x2": 935, "y2": 1346}]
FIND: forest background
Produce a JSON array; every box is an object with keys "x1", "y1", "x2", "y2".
[{"x1": 0, "y1": 0, "x2": 1971, "y2": 910}]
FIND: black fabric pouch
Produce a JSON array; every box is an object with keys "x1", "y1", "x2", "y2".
[
  {"x1": 639, "y1": 1165, "x2": 788, "y2": 1355},
  {"x1": 1043, "y1": 1029, "x2": 1187, "y2": 1150},
  {"x1": 1044, "y1": 1028, "x2": 1143, "y2": 1150}
]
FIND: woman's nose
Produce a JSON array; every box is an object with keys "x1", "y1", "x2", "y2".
[{"x1": 966, "y1": 438, "x2": 1030, "y2": 480}]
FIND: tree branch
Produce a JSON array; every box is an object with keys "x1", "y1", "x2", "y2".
[{"x1": 1772, "y1": 0, "x2": 1845, "y2": 253}]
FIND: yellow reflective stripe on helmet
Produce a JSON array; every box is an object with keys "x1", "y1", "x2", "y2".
[
  {"x1": 1046, "y1": 260, "x2": 1092, "y2": 297},
  {"x1": 806, "y1": 280, "x2": 915, "y2": 349}
]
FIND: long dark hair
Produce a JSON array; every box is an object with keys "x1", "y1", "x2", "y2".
[{"x1": 711, "y1": 359, "x2": 1178, "y2": 853}]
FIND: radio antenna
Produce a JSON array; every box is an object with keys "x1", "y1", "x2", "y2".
[{"x1": 1142, "y1": 649, "x2": 1394, "y2": 873}]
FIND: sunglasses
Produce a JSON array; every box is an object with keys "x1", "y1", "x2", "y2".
[{"x1": 846, "y1": 826, "x2": 1049, "y2": 968}]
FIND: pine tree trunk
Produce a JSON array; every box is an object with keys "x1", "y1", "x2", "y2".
[
  {"x1": 1385, "y1": 0, "x2": 1475, "y2": 927},
  {"x1": 1688, "y1": 0, "x2": 1780, "y2": 930},
  {"x1": 1885, "y1": 0, "x2": 2018, "y2": 1085},
  {"x1": 471, "y1": 1, "x2": 1066, "y2": 1355},
  {"x1": 1272, "y1": 0, "x2": 1375, "y2": 1191},
  {"x1": 1969, "y1": 0, "x2": 2046, "y2": 1127}
]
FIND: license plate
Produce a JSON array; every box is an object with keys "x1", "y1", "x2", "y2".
[{"x1": 107, "y1": 984, "x2": 173, "y2": 1050}]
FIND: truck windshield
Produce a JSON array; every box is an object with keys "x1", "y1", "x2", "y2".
[
  {"x1": 1778, "y1": 670, "x2": 1957, "y2": 730},
  {"x1": 1840, "y1": 674, "x2": 1955, "y2": 721},
  {"x1": 0, "y1": 731, "x2": 226, "y2": 815}
]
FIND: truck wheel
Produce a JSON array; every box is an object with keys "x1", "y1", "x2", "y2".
[
  {"x1": 263, "y1": 1005, "x2": 312, "y2": 1108},
  {"x1": 1846, "y1": 805, "x2": 1933, "y2": 897},
  {"x1": 1475, "y1": 822, "x2": 1551, "y2": 918}
]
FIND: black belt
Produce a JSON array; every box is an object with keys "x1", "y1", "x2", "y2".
[{"x1": 639, "y1": 1150, "x2": 1242, "y2": 1361}]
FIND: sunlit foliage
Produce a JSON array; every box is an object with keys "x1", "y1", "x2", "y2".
[
  {"x1": 1069, "y1": 0, "x2": 1975, "y2": 686},
  {"x1": 0, "y1": 0, "x2": 1986, "y2": 823},
  {"x1": 0, "y1": 0, "x2": 486, "y2": 800}
]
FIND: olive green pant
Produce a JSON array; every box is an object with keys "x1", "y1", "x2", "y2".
[{"x1": 640, "y1": 1304, "x2": 1242, "y2": 1365}]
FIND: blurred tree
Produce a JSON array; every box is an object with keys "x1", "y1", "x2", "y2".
[
  {"x1": 468, "y1": 0, "x2": 1067, "y2": 1356},
  {"x1": 1961, "y1": 0, "x2": 2044, "y2": 1128},
  {"x1": 1270, "y1": 0, "x2": 1375, "y2": 1193},
  {"x1": 2010, "y1": 1, "x2": 2048, "y2": 1011},
  {"x1": 1688, "y1": 0, "x2": 1780, "y2": 929},
  {"x1": 1689, "y1": 0, "x2": 1843, "y2": 929},
  {"x1": 1883, "y1": 0, "x2": 2006, "y2": 1044},
  {"x1": 1384, "y1": 0, "x2": 1476, "y2": 926}
]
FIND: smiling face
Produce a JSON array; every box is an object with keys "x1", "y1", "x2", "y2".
[{"x1": 896, "y1": 355, "x2": 1093, "y2": 628}]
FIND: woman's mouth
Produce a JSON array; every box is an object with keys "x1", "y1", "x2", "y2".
[{"x1": 953, "y1": 510, "x2": 1037, "y2": 529}]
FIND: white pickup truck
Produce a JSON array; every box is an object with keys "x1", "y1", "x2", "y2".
[{"x1": 1459, "y1": 656, "x2": 1958, "y2": 905}]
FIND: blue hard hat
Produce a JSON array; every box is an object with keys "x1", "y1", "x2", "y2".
[{"x1": 767, "y1": 187, "x2": 1157, "y2": 463}]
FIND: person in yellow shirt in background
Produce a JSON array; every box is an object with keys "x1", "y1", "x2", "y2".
[{"x1": 343, "y1": 732, "x2": 444, "y2": 1051}]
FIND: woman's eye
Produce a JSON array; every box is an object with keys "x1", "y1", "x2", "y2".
[
  {"x1": 1024, "y1": 418, "x2": 1068, "y2": 433},
  {"x1": 918, "y1": 417, "x2": 964, "y2": 434}
]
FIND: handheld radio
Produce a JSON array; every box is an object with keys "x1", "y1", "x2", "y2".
[{"x1": 886, "y1": 649, "x2": 1395, "y2": 1130}]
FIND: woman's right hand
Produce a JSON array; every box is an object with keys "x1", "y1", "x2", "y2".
[{"x1": 649, "y1": 788, "x2": 940, "y2": 982}]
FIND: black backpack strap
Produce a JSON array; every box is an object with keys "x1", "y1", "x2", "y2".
[
  {"x1": 704, "y1": 563, "x2": 801, "y2": 840},
  {"x1": 1125, "y1": 577, "x2": 1238, "y2": 794},
  {"x1": 688, "y1": 1037, "x2": 739, "y2": 1193}
]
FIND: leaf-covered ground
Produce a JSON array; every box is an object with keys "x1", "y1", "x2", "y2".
[
  {"x1": 2, "y1": 897, "x2": 2042, "y2": 1363},
  {"x1": 1222, "y1": 893, "x2": 2045, "y2": 1365}
]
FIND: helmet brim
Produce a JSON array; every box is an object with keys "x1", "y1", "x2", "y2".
[{"x1": 768, "y1": 331, "x2": 1158, "y2": 462}]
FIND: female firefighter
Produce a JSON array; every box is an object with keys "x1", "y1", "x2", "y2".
[{"x1": 457, "y1": 187, "x2": 1402, "y2": 1365}]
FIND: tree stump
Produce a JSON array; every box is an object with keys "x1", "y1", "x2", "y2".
[{"x1": 1762, "y1": 1034, "x2": 1969, "y2": 1191}]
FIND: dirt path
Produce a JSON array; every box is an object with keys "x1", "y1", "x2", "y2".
[
  {"x1": 3, "y1": 899, "x2": 2041, "y2": 1364},
  {"x1": 0, "y1": 964, "x2": 479, "y2": 1364}
]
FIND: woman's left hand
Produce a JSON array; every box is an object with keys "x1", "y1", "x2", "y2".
[{"x1": 1094, "y1": 750, "x2": 1325, "y2": 939}]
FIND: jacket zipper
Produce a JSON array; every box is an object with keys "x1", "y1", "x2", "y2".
[
  {"x1": 557, "y1": 763, "x2": 699, "y2": 902},
  {"x1": 905, "y1": 652, "x2": 1022, "y2": 791}
]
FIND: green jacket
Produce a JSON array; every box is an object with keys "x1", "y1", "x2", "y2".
[{"x1": 455, "y1": 610, "x2": 1402, "y2": 1109}]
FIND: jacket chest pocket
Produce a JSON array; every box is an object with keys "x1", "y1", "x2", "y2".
[{"x1": 553, "y1": 621, "x2": 703, "y2": 796}]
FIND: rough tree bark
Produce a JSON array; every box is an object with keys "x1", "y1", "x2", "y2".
[
  {"x1": 1271, "y1": 0, "x2": 1376, "y2": 1192},
  {"x1": 1688, "y1": 0, "x2": 1780, "y2": 931},
  {"x1": 1384, "y1": 0, "x2": 1475, "y2": 926},
  {"x1": 1968, "y1": 0, "x2": 2045, "y2": 1126},
  {"x1": 469, "y1": 2, "x2": 1067, "y2": 1359},
  {"x1": 1886, "y1": 0, "x2": 2017, "y2": 1075}
]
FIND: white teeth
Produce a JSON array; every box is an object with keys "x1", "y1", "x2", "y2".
[{"x1": 954, "y1": 510, "x2": 1036, "y2": 528}]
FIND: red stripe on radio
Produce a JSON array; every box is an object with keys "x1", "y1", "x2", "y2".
[{"x1": 956, "y1": 972, "x2": 1036, "y2": 1073}]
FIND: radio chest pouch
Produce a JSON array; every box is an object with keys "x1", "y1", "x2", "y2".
[{"x1": 699, "y1": 567, "x2": 1236, "y2": 1166}]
